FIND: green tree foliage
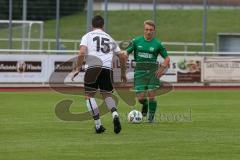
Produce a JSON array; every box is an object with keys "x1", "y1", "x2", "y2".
[{"x1": 0, "y1": 0, "x2": 86, "y2": 20}]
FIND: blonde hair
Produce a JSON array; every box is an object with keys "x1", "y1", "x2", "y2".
[{"x1": 144, "y1": 20, "x2": 155, "y2": 29}]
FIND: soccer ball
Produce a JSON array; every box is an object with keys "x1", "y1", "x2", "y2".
[{"x1": 127, "y1": 110, "x2": 143, "y2": 123}]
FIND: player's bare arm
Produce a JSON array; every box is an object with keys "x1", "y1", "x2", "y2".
[
  {"x1": 71, "y1": 45, "x2": 87, "y2": 81},
  {"x1": 155, "y1": 56, "x2": 170, "y2": 78},
  {"x1": 117, "y1": 51, "x2": 127, "y2": 83}
]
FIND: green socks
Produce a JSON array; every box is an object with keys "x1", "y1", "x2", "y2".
[
  {"x1": 148, "y1": 100, "x2": 157, "y2": 122},
  {"x1": 139, "y1": 98, "x2": 148, "y2": 116},
  {"x1": 139, "y1": 98, "x2": 148, "y2": 107}
]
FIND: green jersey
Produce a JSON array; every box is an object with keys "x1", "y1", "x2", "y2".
[
  {"x1": 126, "y1": 36, "x2": 168, "y2": 92},
  {"x1": 126, "y1": 36, "x2": 168, "y2": 63}
]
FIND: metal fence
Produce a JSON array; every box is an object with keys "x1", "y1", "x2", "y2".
[
  {"x1": 0, "y1": 38, "x2": 216, "y2": 52},
  {"x1": 0, "y1": 0, "x2": 239, "y2": 51}
]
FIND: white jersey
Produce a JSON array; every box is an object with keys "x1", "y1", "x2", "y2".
[{"x1": 80, "y1": 29, "x2": 121, "y2": 69}]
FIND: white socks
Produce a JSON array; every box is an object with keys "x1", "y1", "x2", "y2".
[
  {"x1": 112, "y1": 111, "x2": 119, "y2": 119},
  {"x1": 94, "y1": 119, "x2": 102, "y2": 129},
  {"x1": 86, "y1": 98, "x2": 99, "y2": 117},
  {"x1": 87, "y1": 97, "x2": 119, "y2": 129},
  {"x1": 105, "y1": 97, "x2": 116, "y2": 111}
]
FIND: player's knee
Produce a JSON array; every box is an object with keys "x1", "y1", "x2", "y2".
[
  {"x1": 148, "y1": 97, "x2": 156, "y2": 101},
  {"x1": 104, "y1": 96, "x2": 115, "y2": 103},
  {"x1": 85, "y1": 92, "x2": 95, "y2": 99},
  {"x1": 102, "y1": 93, "x2": 112, "y2": 99},
  {"x1": 138, "y1": 98, "x2": 147, "y2": 104}
]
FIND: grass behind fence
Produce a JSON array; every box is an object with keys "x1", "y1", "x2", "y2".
[{"x1": 0, "y1": 9, "x2": 240, "y2": 51}]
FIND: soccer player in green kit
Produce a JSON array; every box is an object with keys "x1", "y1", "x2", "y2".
[{"x1": 123, "y1": 20, "x2": 170, "y2": 122}]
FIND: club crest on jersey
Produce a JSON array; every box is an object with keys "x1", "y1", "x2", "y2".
[{"x1": 149, "y1": 47, "x2": 155, "y2": 52}]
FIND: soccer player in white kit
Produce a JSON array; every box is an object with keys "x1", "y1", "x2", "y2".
[{"x1": 72, "y1": 15, "x2": 126, "y2": 134}]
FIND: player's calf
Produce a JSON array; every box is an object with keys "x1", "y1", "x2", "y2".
[
  {"x1": 138, "y1": 98, "x2": 148, "y2": 117},
  {"x1": 148, "y1": 100, "x2": 157, "y2": 122},
  {"x1": 105, "y1": 97, "x2": 122, "y2": 134}
]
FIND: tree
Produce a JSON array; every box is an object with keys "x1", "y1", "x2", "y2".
[{"x1": 0, "y1": 0, "x2": 86, "y2": 20}]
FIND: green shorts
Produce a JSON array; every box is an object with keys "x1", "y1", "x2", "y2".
[{"x1": 134, "y1": 70, "x2": 160, "y2": 93}]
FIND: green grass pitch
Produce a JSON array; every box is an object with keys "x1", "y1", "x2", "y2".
[{"x1": 1, "y1": 90, "x2": 240, "y2": 160}]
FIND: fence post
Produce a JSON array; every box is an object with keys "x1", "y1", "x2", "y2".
[
  {"x1": 56, "y1": 0, "x2": 60, "y2": 50},
  {"x1": 202, "y1": 0, "x2": 208, "y2": 51},
  {"x1": 87, "y1": 0, "x2": 93, "y2": 32},
  {"x1": 22, "y1": 0, "x2": 27, "y2": 50},
  {"x1": 9, "y1": 0, "x2": 13, "y2": 49},
  {"x1": 104, "y1": 0, "x2": 108, "y2": 32}
]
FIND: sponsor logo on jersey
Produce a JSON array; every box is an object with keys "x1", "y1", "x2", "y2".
[
  {"x1": 149, "y1": 47, "x2": 155, "y2": 52},
  {"x1": 138, "y1": 52, "x2": 153, "y2": 58}
]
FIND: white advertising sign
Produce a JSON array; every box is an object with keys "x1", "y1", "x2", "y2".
[
  {"x1": 0, "y1": 54, "x2": 48, "y2": 83},
  {"x1": 113, "y1": 55, "x2": 203, "y2": 83},
  {"x1": 47, "y1": 55, "x2": 82, "y2": 83},
  {"x1": 0, "y1": 54, "x2": 203, "y2": 83},
  {"x1": 171, "y1": 56, "x2": 203, "y2": 83},
  {"x1": 203, "y1": 57, "x2": 240, "y2": 82}
]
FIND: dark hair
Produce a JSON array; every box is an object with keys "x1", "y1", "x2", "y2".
[{"x1": 92, "y1": 15, "x2": 104, "y2": 28}]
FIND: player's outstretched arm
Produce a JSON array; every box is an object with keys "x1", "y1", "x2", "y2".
[
  {"x1": 118, "y1": 51, "x2": 128, "y2": 83},
  {"x1": 155, "y1": 56, "x2": 170, "y2": 78},
  {"x1": 71, "y1": 45, "x2": 87, "y2": 81}
]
